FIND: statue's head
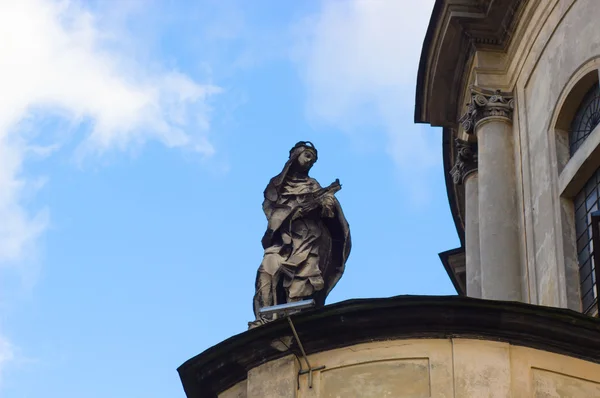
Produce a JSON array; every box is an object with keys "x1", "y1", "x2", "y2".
[{"x1": 289, "y1": 141, "x2": 318, "y2": 172}]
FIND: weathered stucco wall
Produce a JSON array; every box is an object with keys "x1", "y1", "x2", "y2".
[
  {"x1": 219, "y1": 338, "x2": 600, "y2": 398},
  {"x1": 444, "y1": 0, "x2": 600, "y2": 311},
  {"x1": 218, "y1": 380, "x2": 246, "y2": 398},
  {"x1": 516, "y1": 0, "x2": 600, "y2": 310}
]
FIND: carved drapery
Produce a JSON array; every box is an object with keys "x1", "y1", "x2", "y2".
[
  {"x1": 459, "y1": 88, "x2": 515, "y2": 134},
  {"x1": 450, "y1": 138, "x2": 478, "y2": 185}
]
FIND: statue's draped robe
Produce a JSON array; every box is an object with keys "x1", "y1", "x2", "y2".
[{"x1": 254, "y1": 167, "x2": 351, "y2": 317}]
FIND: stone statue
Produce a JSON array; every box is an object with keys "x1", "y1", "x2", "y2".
[{"x1": 251, "y1": 141, "x2": 351, "y2": 326}]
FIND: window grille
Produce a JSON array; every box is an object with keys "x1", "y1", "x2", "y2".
[
  {"x1": 575, "y1": 167, "x2": 600, "y2": 315},
  {"x1": 569, "y1": 82, "x2": 600, "y2": 156}
]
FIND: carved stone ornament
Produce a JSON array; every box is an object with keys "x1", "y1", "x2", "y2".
[
  {"x1": 459, "y1": 87, "x2": 515, "y2": 134},
  {"x1": 249, "y1": 141, "x2": 351, "y2": 329},
  {"x1": 449, "y1": 138, "x2": 477, "y2": 185}
]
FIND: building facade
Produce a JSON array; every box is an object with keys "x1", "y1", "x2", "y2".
[
  {"x1": 179, "y1": 297, "x2": 600, "y2": 397},
  {"x1": 178, "y1": 1, "x2": 600, "y2": 396},
  {"x1": 417, "y1": 0, "x2": 600, "y2": 317}
]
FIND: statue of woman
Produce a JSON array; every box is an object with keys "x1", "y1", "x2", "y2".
[{"x1": 252, "y1": 141, "x2": 351, "y2": 324}]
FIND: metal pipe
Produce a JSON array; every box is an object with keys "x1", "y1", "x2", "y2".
[{"x1": 287, "y1": 317, "x2": 311, "y2": 368}]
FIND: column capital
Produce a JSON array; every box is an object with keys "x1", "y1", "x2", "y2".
[
  {"x1": 459, "y1": 87, "x2": 514, "y2": 134},
  {"x1": 450, "y1": 138, "x2": 478, "y2": 185}
]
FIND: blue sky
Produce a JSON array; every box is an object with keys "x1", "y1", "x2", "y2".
[{"x1": 0, "y1": 1, "x2": 459, "y2": 397}]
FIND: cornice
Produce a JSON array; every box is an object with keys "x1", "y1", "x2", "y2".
[
  {"x1": 178, "y1": 295, "x2": 600, "y2": 398},
  {"x1": 438, "y1": 247, "x2": 466, "y2": 295},
  {"x1": 473, "y1": 0, "x2": 549, "y2": 92},
  {"x1": 415, "y1": 0, "x2": 527, "y2": 126}
]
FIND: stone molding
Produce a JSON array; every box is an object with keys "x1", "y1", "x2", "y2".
[
  {"x1": 178, "y1": 296, "x2": 600, "y2": 398},
  {"x1": 459, "y1": 87, "x2": 515, "y2": 134},
  {"x1": 450, "y1": 139, "x2": 478, "y2": 185},
  {"x1": 414, "y1": 0, "x2": 527, "y2": 126}
]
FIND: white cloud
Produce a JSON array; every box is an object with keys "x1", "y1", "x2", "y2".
[
  {"x1": 292, "y1": 0, "x2": 438, "y2": 197},
  {"x1": 0, "y1": 0, "x2": 221, "y2": 265}
]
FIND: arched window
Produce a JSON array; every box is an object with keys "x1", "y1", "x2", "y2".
[
  {"x1": 570, "y1": 80, "x2": 600, "y2": 314},
  {"x1": 553, "y1": 66, "x2": 600, "y2": 314},
  {"x1": 570, "y1": 82, "x2": 600, "y2": 155}
]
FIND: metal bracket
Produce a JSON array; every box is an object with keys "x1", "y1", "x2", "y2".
[
  {"x1": 286, "y1": 316, "x2": 325, "y2": 388},
  {"x1": 256, "y1": 300, "x2": 324, "y2": 388}
]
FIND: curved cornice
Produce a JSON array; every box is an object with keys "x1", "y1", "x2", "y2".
[
  {"x1": 414, "y1": 0, "x2": 444, "y2": 125},
  {"x1": 415, "y1": 0, "x2": 525, "y2": 126},
  {"x1": 178, "y1": 295, "x2": 600, "y2": 397}
]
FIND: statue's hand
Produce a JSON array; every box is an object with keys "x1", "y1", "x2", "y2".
[{"x1": 321, "y1": 193, "x2": 335, "y2": 218}]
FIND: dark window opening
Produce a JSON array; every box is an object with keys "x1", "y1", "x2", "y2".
[
  {"x1": 569, "y1": 82, "x2": 600, "y2": 156},
  {"x1": 575, "y1": 167, "x2": 600, "y2": 315}
]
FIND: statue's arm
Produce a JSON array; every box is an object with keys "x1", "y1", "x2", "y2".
[
  {"x1": 262, "y1": 198, "x2": 274, "y2": 219},
  {"x1": 295, "y1": 178, "x2": 338, "y2": 218}
]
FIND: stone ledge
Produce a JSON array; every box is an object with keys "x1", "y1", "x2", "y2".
[{"x1": 177, "y1": 295, "x2": 600, "y2": 398}]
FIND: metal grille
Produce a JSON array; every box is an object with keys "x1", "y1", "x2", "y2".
[
  {"x1": 575, "y1": 166, "x2": 600, "y2": 314},
  {"x1": 570, "y1": 83, "x2": 600, "y2": 155}
]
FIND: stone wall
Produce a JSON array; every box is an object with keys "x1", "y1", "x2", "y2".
[
  {"x1": 443, "y1": 0, "x2": 600, "y2": 310},
  {"x1": 219, "y1": 338, "x2": 600, "y2": 398},
  {"x1": 513, "y1": 0, "x2": 600, "y2": 310}
]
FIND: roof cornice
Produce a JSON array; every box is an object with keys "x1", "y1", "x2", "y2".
[
  {"x1": 178, "y1": 295, "x2": 600, "y2": 397},
  {"x1": 415, "y1": 0, "x2": 526, "y2": 126}
]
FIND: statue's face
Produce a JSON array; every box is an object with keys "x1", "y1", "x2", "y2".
[{"x1": 296, "y1": 149, "x2": 316, "y2": 171}]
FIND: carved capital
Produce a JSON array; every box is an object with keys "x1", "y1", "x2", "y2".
[
  {"x1": 459, "y1": 87, "x2": 514, "y2": 134},
  {"x1": 450, "y1": 138, "x2": 478, "y2": 185}
]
